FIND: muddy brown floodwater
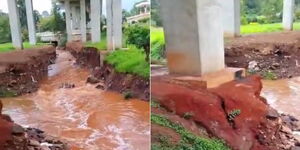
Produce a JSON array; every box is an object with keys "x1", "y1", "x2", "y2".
[{"x1": 1, "y1": 50, "x2": 150, "y2": 150}]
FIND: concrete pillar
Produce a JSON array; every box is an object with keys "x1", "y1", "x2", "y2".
[
  {"x1": 91, "y1": 0, "x2": 101, "y2": 43},
  {"x1": 283, "y1": 0, "x2": 295, "y2": 30},
  {"x1": 221, "y1": 0, "x2": 240, "y2": 37},
  {"x1": 25, "y1": 0, "x2": 36, "y2": 45},
  {"x1": 7, "y1": 0, "x2": 23, "y2": 49},
  {"x1": 80, "y1": 0, "x2": 87, "y2": 42},
  {"x1": 160, "y1": 0, "x2": 224, "y2": 75},
  {"x1": 106, "y1": 0, "x2": 122, "y2": 50},
  {"x1": 65, "y1": 0, "x2": 72, "y2": 41}
]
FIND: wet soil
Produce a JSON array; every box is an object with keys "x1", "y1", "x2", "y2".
[
  {"x1": 2, "y1": 50, "x2": 150, "y2": 149},
  {"x1": 0, "y1": 46, "x2": 56, "y2": 96},
  {"x1": 225, "y1": 31, "x2": 300, "y2": 79}
]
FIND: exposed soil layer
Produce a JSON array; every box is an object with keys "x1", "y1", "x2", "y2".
[
  {"x1": 66, "y1": 42, "x2": 100, "y2": 69},
  {"x1": 225, "y1": 31, "x2": 300, "y2": 79},
  {"x1": 152, "y1": 75, "x2": 300, "y2": 150},
  {"x1": 0, "y1": 100, "x2": 68, "y2": 150},
  {"x1": 91, "y1": 64, "x2": 150, "y2": 101},
  {"x1": 0, "y1": 46, "x2": 56, "y2": 96},
  {"x1": 66, "y1": 41, "x2": 150, "y2": 101}
]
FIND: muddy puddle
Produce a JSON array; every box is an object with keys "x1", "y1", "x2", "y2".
[{"x1": 1, "y1": 50, "x2": 150, "y2": 150}]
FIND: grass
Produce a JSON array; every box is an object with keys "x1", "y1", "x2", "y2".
[
  {"x1": 151, "y1": 114, "x2": 229, "y2": 150},
  {"x1": 151, "y1": 27, "x2": 165, "y2": 61},
  {"x1": 241, "y1": 22, "x2": 300, "y2": 34},
  {"x1": 0, "y1": 42, "x2": 47, "y2": 52},
  {"x1": 105, "y1": 45, "x2": 150, "y2": 79},
  {"x1": 84, "y1": 32, "x2": 127, "y2": 51}
]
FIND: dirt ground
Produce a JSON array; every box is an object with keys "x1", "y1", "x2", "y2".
[{"x1": 225, "y1": 31, "x2": 300, "y2": 79}]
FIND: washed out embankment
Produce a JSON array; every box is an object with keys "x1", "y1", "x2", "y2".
[
  {"x1": 66, "y1": 41, "x2": 149, "y2": 101},
  {"x1": 225, "y1": 31, "x2": 300, "y2": 79},
  {"x1": 0, "y1": 46, "x2": 56, "y2": 97},
  {"x1": 151, "y1": 74, "x2": 300, "y2": 150},
  {"x1": 0, "y1": 46, "x2": 68, "y2": 150}
]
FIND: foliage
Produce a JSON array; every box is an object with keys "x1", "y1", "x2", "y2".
[
  {"x1": 123, "y1": 91, "x2": 133, "y2": 100},
  {"x1": 150, "y1": 27, "x2": 165, "y2": 61},
  {"x1": 0, "y1": 42, "x2": 46, "y2": 52},
  {"x1": 151, "y1": 100, "x2": 161, "y2": 108},
  {"x1": 58, "y1": 33, "x2": 67, "y2": 47},
  {"x1": 151, "y1": 0, "x2": 162, "y2": 27},
  {"x1": 0, "y1": 14, "x2": 11, "y2": 44},
  {"x1": 151, "y1": 114, "x2": 229, "y2": 150},
  {"x1": 125, "y1": 24, "x2": 150, "y2": 61},
  {"x1": 227, "y1": 109, "x2": 241, "y2": 122},
  {"x1": 84, "y1": 32, "x2": 107, "y2": 50},
  {"x1": 0, "y1": 89, "x2": 17, "y2": 98},
  {"x1": 105, "y1": 46, "x2": 150, "y2": 78},
  {"x1": 262, "y1": 70, "x2": 277, "y2": 80}
]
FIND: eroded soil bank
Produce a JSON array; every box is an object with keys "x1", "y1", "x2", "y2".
[
  {"x1": 2, "y1": 50, "x2": 150, "y2": 149},
  {"x1": 0, "y1": 46, "x2": 56, "y2": 96},
  {"x1": 225, "y1": 31, "x2": 300, "y2": 79},
  {"x1": 151, "y1": 74, "x2": 300, "y2": 150},
  {"x1": 66, "y1": 41, "x2": 150, "y2": 101}
]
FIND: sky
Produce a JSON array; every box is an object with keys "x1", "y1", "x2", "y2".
[{"x1": 0, "y1": 0, "x2": 140, "y2": 14}]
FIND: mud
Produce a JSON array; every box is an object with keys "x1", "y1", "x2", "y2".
[
  {"x1": 66, "y1": 41, "x2": 149, "y2": 101},
  {"x1": 151, "y1": 75, "x2": 300, "y2": 150},
  {"x1": 225, "y1": 31, "x2": 300, "y2": 79},
  {"x1": 0, "y1": 46, "x2": 56, "y2": 96}
]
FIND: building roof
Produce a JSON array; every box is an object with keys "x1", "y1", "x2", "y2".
[{"x1": 135, "y1": 0, "x2": 150, "y2": 8}]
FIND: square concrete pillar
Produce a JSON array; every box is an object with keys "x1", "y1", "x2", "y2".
[
  {"x1": 7, "y1": 0, "x2": 23, "y2": 49},
  {"x1": 65, "y1": 0, "x2": 72, "y2": 41},
  {"x1": 91, "y1": 0, "x2": 101, "y2": 43},
  {"x1": 221, "y1": 0, "x2": 240, "y2": 37},
  {"x1": 160, "y1": 0, "x2": 225, "y2": 75},
  {"x1": 80, "y1": 0, "x2": 87, "y2": 42},
  {"x1": 25, "y1": 0, "x2": 36, "y2": 45},
  {"x1": 283, "y1": 0, "x2": 295, "y2": 30},
  {"x1": 106, "y1": 0, "x2": 122, "y2": 50}
]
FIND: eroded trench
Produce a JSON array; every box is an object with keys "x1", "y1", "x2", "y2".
[{"x1": 1, "y1": 50, "x2": 150, "y2": 150}]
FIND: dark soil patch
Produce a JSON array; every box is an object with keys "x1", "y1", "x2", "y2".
[
  {"x1": 0, "y1": 46, "x2": 56, "y2": 96},
  {"x1": 225, "y1": 31, "x2": 300, "y2": 79}
]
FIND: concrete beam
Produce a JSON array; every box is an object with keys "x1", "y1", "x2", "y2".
[
  {"x1": 91, "y1": 0, "x2": 101, "y2": 42},
  {"x1": 7, "y1": 0, "x2": 23, "y2": 49},
  {"x1": 106, "y1": 0, "x2": 122, "y2": 50},
  {"x1": 65, "y1": 0, "x2": 72, "y2": 41},
  {"x1": 221, "y1": 0, "x2": 240, "y2": 37},
  {"x1": 25, "y1": 0, "x2": 36, "y2": 45},
  {"x1": 283, "y1": 0, "x2": 295, "y2": 30},
  {"x1": 80, "y1": 0, "x2": 87, "y2": 42},
  {"x1": 160, "y1": 0, "x2": 225, "y2": 75}
]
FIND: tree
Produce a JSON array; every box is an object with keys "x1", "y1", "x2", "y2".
[
  {"x1": 0, "y1": 14, "x2": 11, "y2": 43},
  {"x1": 151, "y1": 0, "x2": 162, "y2": 26}
]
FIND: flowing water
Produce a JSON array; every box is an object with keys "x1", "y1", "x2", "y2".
[{"x1": 1, "y1": 50, "x2": 150, "y2": 150}]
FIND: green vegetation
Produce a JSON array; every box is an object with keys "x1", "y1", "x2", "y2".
[
  {"x1": 151, "y1": 100, "x2": 161, "y2": 108},
  {"x1": 125, "y1": 24, "x2": 150, "y2": 61},
  {"x1": 227, "y1": 109, "x2": 241, "y2": 122},
  {"x1": 241, "y1": 22, "x2": 300, "y2": 34},
  {"x1": 0, "y1": 89, "x2": 17, "y2": 98},
  {"x1": 0, "y1": 42, "x2": 47, "y2": 52},
  {"x1": 151, "y1": 114, "x2": 229, "y2": 150},
  {"x1": 105, "y1": 45, "x2": 150, "y2": 78},
  {"x1": 123, "y1": 91, "x2": 133, "y2": 100},
  {"x1": 150, "y1": 27, "x2": 165, "y2": 61},
  {"x1": 262, "y1": 70, "x2": 277, "y2": 80},
  {"x1": 84, "y1": 33, "x2": 107, "y2": 51}
]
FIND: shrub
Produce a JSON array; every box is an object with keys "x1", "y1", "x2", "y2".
[
  {"x1": 58, "y1": 33, "x2": 67, "y2": 47},
  {"x1": 125, "y1": 24, "x2": 150, "y2": 62}
]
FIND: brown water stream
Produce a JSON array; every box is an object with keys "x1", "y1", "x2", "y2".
[{"x1": 1, "y1": 50, "x2": 150, "y2": 150}]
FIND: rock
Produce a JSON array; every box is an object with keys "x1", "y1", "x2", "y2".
[
  {"x1": 266, "y1": 107, "x2": 280, "y2": 120},
  {"x1": 248, "y1": 61, "x2": 259, "y2": 71},
  {"x1": 95, "y1": 84, "x2": 105, "y2": 90},
  {"x1": 292, "y1": 146, "x2": 300, "y2": 150},
  {"x1": 86, "y1": 75, "x2": 100, "y2": 84},
  {"x1": 12, "y1": 124, "x2": 25, "y2": 135},
  {"x1": 281, "y1": 126, "x2": 293, "y2": 134},
  {"x1": 59, "y1": 83, "x2": 75, "y2": 89},
  {"x1": 29, "y1": 139, "x2": 40, "y2": 146}
]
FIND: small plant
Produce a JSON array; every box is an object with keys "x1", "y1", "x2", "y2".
[
  {"x1": 183, "y1": 112, "x2": 194, "y2": 120},
  {"x1": 228, "y1": 109, "x2": 241, "y2": 122},
  {"x1": 0, "y1": 89, "x2": 17, "y2": 97},
  {"x1": 262, "y1": 70, "x2": 277, "y2": 80},
  {"x1": 151, "y1": 100, "x2": 160, "y2": 108},
  {"x1": 123, "y1": 91, "x2": 133, "y2": 100}
]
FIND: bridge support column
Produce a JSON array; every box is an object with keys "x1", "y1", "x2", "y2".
[
  {"x1": 160, "y1": 0, "x2": 224, "y2": 75},
  {"x1": 80, "y1": 0, "x2": 87, "y2": 42},
  {"x1": 221, "y1": 0, "x2": 240, "y2": 37},
  {"x1": 65, "y1": 0, "x2": 72, "y2": 41},
  {"x1": 7, "y1": 0, "x2": 23, "y2": 49},
  {"x1": 107, "y1": 0, "x2": 122, "y2": 50},
  {"x1": 90, "y1": 0, "x2": 101, "y2": 43},
  {"x1": 283, "y1": 0, "x2": 295, "y2": 30},
  {"x1": 25, "y1": 0, "x2": 36, "y2": 45}
]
